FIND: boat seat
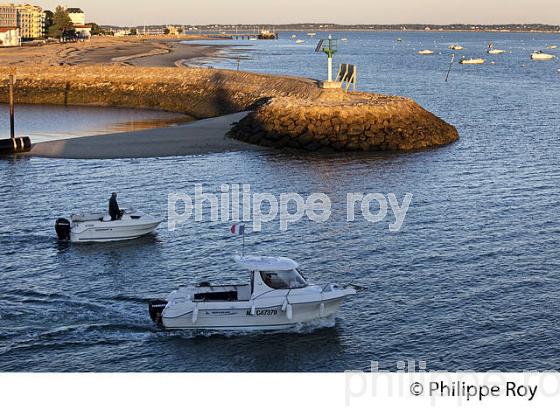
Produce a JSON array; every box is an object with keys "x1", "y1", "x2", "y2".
[{"x1": 71, "y1": 213, "x2": 104, "y2": 222}]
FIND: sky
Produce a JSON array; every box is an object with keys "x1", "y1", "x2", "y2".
[{"x1": 42, "y1": 1, "x2": 560, "y2": 26}]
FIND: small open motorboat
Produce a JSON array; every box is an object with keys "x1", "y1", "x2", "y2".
[
  {"x1": 149, "y1": 255, "x2": 357, "y2": 331},
  {"x1": 418, "y1": 49, "x2": 434, "y2": 55},
  {"x1": 448, "y1": 44, "x2": 464, "y2": 50},
  {"x1": 460, "y1": 58, "x2": 485, "y2": 65},
  {"x1": 295, "y1": 39, "x2": 305, "y2": 44},
  {"x1": 55, "y1": 207, "x2": 162, "y2": 243},
  {"x1": 531, "y1": 51, "x2": 555, "y2": 61}
]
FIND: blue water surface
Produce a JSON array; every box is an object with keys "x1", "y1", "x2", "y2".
[{"x1": 1, "y1": 31, "x2": 559, "y2": 371}]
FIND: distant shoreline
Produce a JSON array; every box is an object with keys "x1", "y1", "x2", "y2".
[
  {"x1": 272, "y1": 29, "x2": 560, "y2": 34},
  {"x1": 104, "y1": 23, "x2": 560, "y2": 34}
]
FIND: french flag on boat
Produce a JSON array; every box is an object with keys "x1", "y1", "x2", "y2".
[{"x1": 230, "y1": 223, "x2": 245, "y2": 235}]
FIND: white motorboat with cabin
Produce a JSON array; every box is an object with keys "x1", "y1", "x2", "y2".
[
  {"x1": 55, "y1": 207, "x2": 162, "y2": 243},
  {"x1": 531, "y1": 51, "x2": 555, "y2": 61},
  {"x1": 448, "y1": 44, "x2": 464, "y2": 50},
  {"x1": 148, "y1": 255, "x2": 357, "y2": 331}
]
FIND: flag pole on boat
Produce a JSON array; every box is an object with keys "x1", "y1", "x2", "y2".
[{"x1": 231, "y1": 223, "x2": 246, "y2": 256}]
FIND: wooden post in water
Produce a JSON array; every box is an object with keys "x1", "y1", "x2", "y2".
[
  {"x1": 9, "y1": 74, "x2": 15, "y2": 139},
  {"x1": 0, "y1": 72, "x2": 31, "y2": 154},
  {"x1": 445, "y1": 54, "x2": 455, "y2": 83}
]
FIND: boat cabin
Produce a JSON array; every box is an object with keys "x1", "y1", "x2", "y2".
[
  {"x1": 236, "y1": 255, "x2": 307, "y2": 296},
  {"x1": 192, "y1": 255, "x2": 308, "y2": 302}
]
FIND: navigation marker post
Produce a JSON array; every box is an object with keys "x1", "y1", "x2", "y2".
[
  {"x1": 315, "y1": 35, "x2": 342, "y2": 89},
  {"x1": 445, "y1": 53, "x2": 456, "y2": 82}
]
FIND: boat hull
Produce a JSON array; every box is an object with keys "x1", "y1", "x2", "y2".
[
  {"x1": 531, "y1": 54, "x2": 555, "y2": 61},
  {"x1": 460, "y1": 59, "x2": 485, "y2": 65},
  {"x1": 160, "y1": 297, "x2": 347, "y2": 331},
  {"x1": 70, "y1": 220, "x2": 161, "y2": 243}
]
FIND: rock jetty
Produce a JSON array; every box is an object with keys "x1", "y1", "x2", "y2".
[
  {"x1": 0, "y1": 65, "x2": 458, "y2": 152},
  {"x1": 229, "y1": 89, "x2": 459, "y2": 151}
]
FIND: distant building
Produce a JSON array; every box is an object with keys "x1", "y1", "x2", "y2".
[
  {"x1": 74, "y1": 24, "x2": 91, "y2": 39},
  {"x1": 114, "y1": 29, "x2": 130, "y2": 37},
  {"x1": 0, "y1": 3, "x2": 44, "y2": 39},
  {"x1": 166, "y1": 25, "x2": 178, "y2": 35},
  {"x1": 0, "y1": 26, "x2": 20, "y2": 46},
  {"x1": 67, "y1": 7, "x2": 85, "y2": 26},
  {"x1": 0, "y1": 5, "x2": 17, "y2": 27},
  {"x1": 141, "y1": 26, "x2": 165, "y2": 35}
]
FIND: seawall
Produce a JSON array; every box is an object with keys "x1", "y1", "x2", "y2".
[
  {"x1": 0, "y1": 65, "x2": 321, "y2": 119},
  {"x1": 0, "y1": 65, "x2": 458, "y2": 151}
]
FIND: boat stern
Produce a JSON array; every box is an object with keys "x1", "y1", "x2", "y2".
[{"x1": 148, "y1": 299, "x2": 168, "y2": 326}]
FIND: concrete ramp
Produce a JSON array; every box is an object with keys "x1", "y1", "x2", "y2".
[{"x1": 27, "y1": 112, "x2": 260, "y2": 159}]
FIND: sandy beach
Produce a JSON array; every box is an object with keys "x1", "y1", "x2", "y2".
[
  {"x1": 25, "y1": 112, "x2": 261, "y2": 159},
  {"x1": 0, "y1": 35, "x2": 227, "y2": 68}
]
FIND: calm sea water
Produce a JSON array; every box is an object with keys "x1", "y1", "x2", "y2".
[{"x1": 1, "y1": 32, "x2": 559, "y2": 372}]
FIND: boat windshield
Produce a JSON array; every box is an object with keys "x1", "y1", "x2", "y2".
[{"x1": 260, "y1": 269, "x2": 307, "y2": 289}]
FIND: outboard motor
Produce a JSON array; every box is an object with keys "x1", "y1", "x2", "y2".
[
  {"x1": 55, "y1": 218, "x2": 71, "y2": 241},
  {"x1": 149, "y1": 299, "x2": 167, "y2": 326}
]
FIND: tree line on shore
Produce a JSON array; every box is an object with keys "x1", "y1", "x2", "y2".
[{"x1": 44, "y1": 5, "x2": 103, "y2": 40}]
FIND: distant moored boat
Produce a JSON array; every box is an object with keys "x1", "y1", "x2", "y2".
[
  {"x1": 531, "y1": 51, "x2": 555, "y2": 60},
  {"x1": 448, "y1": 44, "x2": 464, "y2": 50},
  {"x1": 460, "y1": 58, "x2": 485, "y2": 65},
  {"x1": 418, "y1": 49, "x2": 434, "y2": 55}
]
